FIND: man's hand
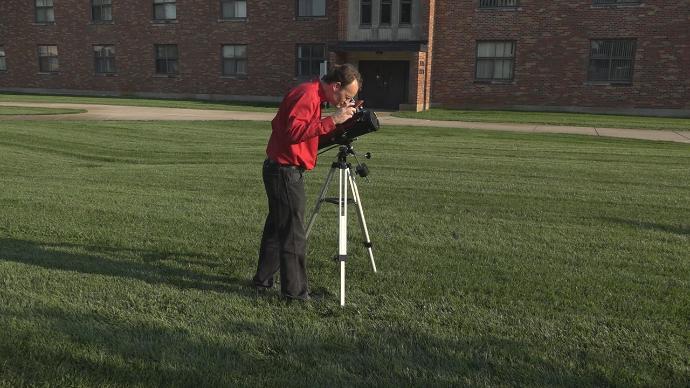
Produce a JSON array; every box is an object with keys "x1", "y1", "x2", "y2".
[{"x1": 331, "y1": 101, "x2": 356, "y2": 125}]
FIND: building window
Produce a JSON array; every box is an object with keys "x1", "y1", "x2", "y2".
[
  {"x1": 479, "y1": 0, "x2": 518, "y2": 8},
  {"x1": 94, "y1": 45, "x2": 116, "y2": 74},
  {"x1": 296, "y1": 44, "x2": 325, "y2": 77},
  {"x1": 588, "y1": 39, "x2": 635, "y2": 83},
  {"x1": 400, "y1": 0, "x2": 412, "y2": 24},
  {"x1": 38, "y1": 45, "x2": 59, "y2": 73},
  {"x1": 155, "y1": 44, "x2": 178, "y2": 75},
  {"x1": 221, "y1": 0, "x2": 246, "y2": 19},
  {"x1": 35, "y1": 0, "x2": 55, "y2": 23},
  {"x1": 0, "y1": 47, "x2": 6, "y2": 72},
  {"x1": 153, "y1": 0, "x2": 176, "y2": 20},
  {"x1": 592, "y1": 0, "x2": 640, "y2": 5},
  {"x1": 380, "y1": 0, "x2": 392, "y2": 25},
  {"x1": 222, "y1": 45, "x2": 247, "y2": 76},
  {"x1": 360, "y1": 0, "x2": 371, "y2": 25},
  {"x1": 92, "y1": 0, "x2": 113, "y2": 22},
  {"x1": 297, "y1": 0, "x2": 326, "y2": 17},
  {"x1": 475, "y1": 41, "x2": 515, "y2": 81}
]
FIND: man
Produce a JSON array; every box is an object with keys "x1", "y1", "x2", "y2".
[{"x1": 252, "y1": 64, "x2": 362, "y2": 300}]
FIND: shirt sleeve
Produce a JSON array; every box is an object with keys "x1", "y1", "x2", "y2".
[{"x1": 284, "y1": 90, "x2": 336, "y2": 144}]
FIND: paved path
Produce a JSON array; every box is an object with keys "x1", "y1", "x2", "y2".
[{"x1": 1, "y1": 101, "x2": 688, "y2": 144}]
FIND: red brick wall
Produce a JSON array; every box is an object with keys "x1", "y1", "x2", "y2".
[
  {"x1": 432, "y1": 0, "x2": 690, "y2": 111},
  {"x1": 0, "y1": 0, "x2": 340, "y2": 99}
]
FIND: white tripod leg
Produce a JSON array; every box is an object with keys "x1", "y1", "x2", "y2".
[
  {"x1": 338, "y1": 166, "x2": 349, "y2": 306},
  {"x1": 348, "y1": 172, "x2": 377, "y2": 273},
  {"x1": 306, "y1": 166, "x2": 336, "y2": 240}
]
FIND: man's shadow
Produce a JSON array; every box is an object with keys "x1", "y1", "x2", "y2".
[{"x1": 0, "y1": 238, "x2": 254, "y2": 297}]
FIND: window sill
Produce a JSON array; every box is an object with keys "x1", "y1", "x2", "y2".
[
  {"x1": 477, "y1": 7, "x2": 522, "y2": 11},
  {"x1": 295, "y1": 16, "x2": 328, "y2": 21},
  {"x1": 474, "y1": 79, "x2": 515, "y2": 85},
  {"x1": 151, "y1": 19, "x2": 178, "y2": 24},
  {"x1": 584, "y1": 81, "x2": 633, "y2": 86},
  {"x1": 218, "y1": 18, "x2": 248, "y2": 22},
  {"x1": 32, "y1": 22, "x2": 56, "y2": 26},
  {"x1": 37, "y1": 72, "x2": 60, "y2": 75},
  {"x1": 95, "y1": 73, "x2": 118, "y2": 77},
  {"x1": 89, "y1": 21, "x2": 114, "y2": 25},
  {"x1": 294, "y1": 75, "x2": 320, "y2": 82},
  {"x1": 220, "y1": 75, "x2": 248, "y2": 79},
  {"x1": 591, "y1": 3, "x2": 643, "y2": 9},
  {"x1": 153, "y1": 74, "x2": 179, "y2": 78},
  {"x1": 359, "y1": 23, "x2": 372, "y2": 29}
]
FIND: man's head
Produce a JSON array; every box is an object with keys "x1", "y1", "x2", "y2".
[{"x1": 321, "y1": 64, "x2": 362, "y2": 108}]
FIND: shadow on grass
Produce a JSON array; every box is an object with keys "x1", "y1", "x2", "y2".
[
  {"x1": 601, "y1": 217, "x2": 690, "y2": 236},
  {"x1": 0, "y1": 304, "x2": 618, "y2": 387},
  {"x1": 0, "y1": 238, "x2": 254, "y2": 297}
]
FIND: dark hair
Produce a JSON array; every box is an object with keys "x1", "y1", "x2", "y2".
[{"x1": 322, "y1": 63, "x2": 362, "y2": 88}]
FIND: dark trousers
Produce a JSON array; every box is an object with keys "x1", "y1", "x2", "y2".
[{"x1": 253, "y1": 159, "x2": 309, "y2": 299}]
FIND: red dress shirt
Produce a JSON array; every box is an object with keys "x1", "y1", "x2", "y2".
[{"x1": 266, "y1": 79, "x2": 336, "y2": 170}]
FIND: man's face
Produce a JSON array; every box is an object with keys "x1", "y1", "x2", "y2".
[{"x1": 330, "y1": 80, "x2": 360, "y2": 108}]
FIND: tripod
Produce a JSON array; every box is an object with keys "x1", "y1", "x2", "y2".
[{"x1": 306, "y1": 144, "x2": 377, "y2": 306}]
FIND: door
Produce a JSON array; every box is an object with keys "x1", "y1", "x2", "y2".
[{"x1": 358, "y1": 60, "x2": 409, "y2": 110}]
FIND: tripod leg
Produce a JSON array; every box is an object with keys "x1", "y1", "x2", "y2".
[
  {"x1": 306, "y1": 166, "x2": 336, "y2": 240},
  {"x1": 348, "y1": 172, "x2": 377, "y2": 273},
  {"x1": 338, "y1": 166, "x2": 348, "y2": 306}
]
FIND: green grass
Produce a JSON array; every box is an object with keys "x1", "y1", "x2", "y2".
[
  {"x1": 393, "y1": 108, "x2": 690, "y2": 131},
  {"x1": 0, "y1": 119, "x2": 688, "y2": 386},
  {"x1": 0, "y1": 92, "x2": 280, "y2": 112},
  {"x1": 0, "y1": 105, "x2": 86, "y2": 115}
]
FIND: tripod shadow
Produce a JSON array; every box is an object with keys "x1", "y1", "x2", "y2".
[{"x1": 0, "y1": 238, "x2": 254, "y2": 297}]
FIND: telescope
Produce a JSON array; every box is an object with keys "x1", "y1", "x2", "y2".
[{"x1": 319, "y1": 102, "x2": 380, "y2": 150}]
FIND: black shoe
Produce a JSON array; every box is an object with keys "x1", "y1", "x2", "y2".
[
  {"x1": 254, "y1": 285, "x2": 271, "y2": 297},
  {"x1": 308, "y1": 286, "x2": 332, "y2": 301},
  {"x1": 307, "y1": 292, "x2": 325, "y2": 302},
  {"x1": 280, "y1": 293, "x2": 310, "y2": 302}
]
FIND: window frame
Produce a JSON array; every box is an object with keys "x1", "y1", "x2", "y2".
[
  {"x1": 474, "y1": 40, "x2": 516, "y2": 82},
  {"x1": 154, "y1": 44, "x2": 179, "y2": 75},
  {"x1": 587, "y1": 38, "x2": 636, "y2": 84},
  {"x1": 0, "y1": 46, "x2": 6, "y2": 72},
  {"x1": 94, "y1": 44, "x2": 116, "y2": 75},
  {"x1": 37, "y1": 45, "x2": 59, "y2": 73},
  {"x1": 295, "y1": 43, "x2": 326, "y2": 78},
  {"x1": 220, "y1": 0, "x2": 247, "y2": 20},
  {"x1": 380, "y1": 0, "x2": 392, "y2": 25},
  {"x1": 153, "y1": 0, "x2": 177, "y2": 21},
  {"x1": 296, "y1": 0, "x2": 327, "y2": 18},
  {"x1": 91, "y1": 0, "x2": 113, "y2": 23},
  {"x1": 221, "y1": 44, "x2": 248, "y2": 77},
  {"x1": 399, "y1": 0, "x2": 412, "y2": 25},
  {"x1": 35, "y1": 0, "x2": 55, "y2": 23},
  {"x1": 360, "y1": 0, "x2": 372, "y2": 26}
]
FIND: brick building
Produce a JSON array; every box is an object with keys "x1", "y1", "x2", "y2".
[
  {"x1": 433, "y1": 0, "x2": 690, "y2": 116},
  {"x1": 0, "y1": 0, "x2": 688, "y2": 115}
]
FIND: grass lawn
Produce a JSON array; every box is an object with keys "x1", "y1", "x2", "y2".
[
  {"x1": 0, "y1": 92, "x2": 280, "y2": 113},
  {"x1": 0, "y1": 105, "x2": 86, "y2": 115},
  {"x1": 0, "y1": 119, "x2": 688, "y2": 386},
  {"x1": 393, "y1": 108, "x2": 690, "y2": 131}
]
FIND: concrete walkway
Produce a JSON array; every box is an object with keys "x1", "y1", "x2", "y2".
[{"x1": 1, "y1": 101, "x2": 688, "y2": 144}]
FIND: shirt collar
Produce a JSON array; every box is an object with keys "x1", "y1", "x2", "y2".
[{"x1": 317, "y1": 80, "x2": 329, "y2": 103}]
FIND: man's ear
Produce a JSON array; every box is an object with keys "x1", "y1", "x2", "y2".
[{"x1": 333, "y1": 82, "x2": 341, "y2": 92}]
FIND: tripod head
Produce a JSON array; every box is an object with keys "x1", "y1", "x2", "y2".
[{"x1": 335, "y1": 144, "x2": 372, "y2": 178}]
